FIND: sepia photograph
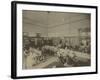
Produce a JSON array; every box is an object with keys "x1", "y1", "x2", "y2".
[
  {"x1": 22, "y1": 10, "x2": 91, "y2": 69},
  {"x1": 11, "y1": 1, "x2": 97, "y2": 79}
]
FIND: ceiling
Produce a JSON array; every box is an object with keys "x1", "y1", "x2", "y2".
[{"x1": 23, "y1": 10, "x2": 90, "y2": 28}]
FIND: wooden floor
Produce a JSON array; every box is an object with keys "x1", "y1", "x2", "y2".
[{"x1": 33, "y1": 56, "x2": 59, "y2": 68}]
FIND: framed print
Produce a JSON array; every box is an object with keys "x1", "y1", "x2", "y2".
[{"x1": 11, "y1": 1, "x2": 98, "y2": 79}]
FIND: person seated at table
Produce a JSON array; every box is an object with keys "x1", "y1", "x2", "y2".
[
  {"x1": 33, "y1": 47, "x2": 42, "y2": 63},
  {"x1": 56, "y1": 48, "x2": 68, "y2": 65}
]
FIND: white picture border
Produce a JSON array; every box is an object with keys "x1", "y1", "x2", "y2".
[{"x1": 16, "y1": 3, "x2": 96, "y2": 77}]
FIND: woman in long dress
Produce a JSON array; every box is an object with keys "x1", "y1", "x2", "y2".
[
  {"x1": 26, "y1": 50, "x2": 33, "y2": 69},
  {"x1": 26, "y1": 47, "x2": 37, "y2": 69}
]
